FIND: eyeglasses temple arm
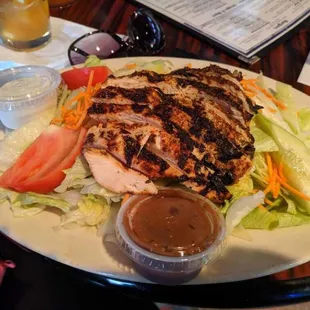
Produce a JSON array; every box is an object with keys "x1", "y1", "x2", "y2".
[{"x1": 70, "y1": 46, "x2": 90, "y2": 57}]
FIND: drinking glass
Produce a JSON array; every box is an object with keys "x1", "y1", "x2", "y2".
[{"x1": 0, "y1": 0, "x2": 51, "y2": 50}]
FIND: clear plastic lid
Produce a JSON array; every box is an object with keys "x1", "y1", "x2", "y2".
[
  {"x1": 0, "y1": 65, "x2": 61, "y2": 111},
  {"x1": 115, "y1": 188, "x2": 226, "y2": 274}
]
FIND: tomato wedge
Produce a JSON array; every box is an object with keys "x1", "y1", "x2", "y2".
[
  {"x1": 14, "y1": 127, "x2": 87, "y2": 193},
  {"x1": 0, "y1": 126, "x2": 87, "y2": 194},
  {"x1": 61, "y1": 66, "x2": 112, "y2": 90}
]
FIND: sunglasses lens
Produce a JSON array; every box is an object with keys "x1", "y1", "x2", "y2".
[
  {"x1": 69, "y1": 32, "x2": 125, "y2": 65},
  {"x1": 128, "y1": 9, "x2": 165, "y2": 55}
]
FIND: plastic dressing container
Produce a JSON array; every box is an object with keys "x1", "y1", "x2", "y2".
[
  {"x1": 0, "y1": 66, "x2": 61, "y2": 129},
  {"x1": 115, "y1": 188, "x2": 226, "y2": 284}
]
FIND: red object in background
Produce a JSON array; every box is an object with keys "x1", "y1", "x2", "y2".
[
  {"x1": 0, "y1": 260, "x2": 15, "y2": 286},
  {"x1": 61, "y1": 67, "x2": 112, "y2": 90}
]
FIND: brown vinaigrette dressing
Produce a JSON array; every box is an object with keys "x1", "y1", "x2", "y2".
[{"x1": 123, "y1": 189, "x2": 221, "y2": 257}]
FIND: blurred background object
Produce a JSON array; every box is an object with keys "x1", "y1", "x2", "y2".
[
  {"x1": 0, "y1": 0, "x2": 51, "y2": 50},
  {"x1": 48, "y1": 0, "x2": 79, "y2": 8}
]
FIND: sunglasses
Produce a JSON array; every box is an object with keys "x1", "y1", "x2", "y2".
[{"x1": 68, "y1": 8, "x2": 166, "y2": 66}]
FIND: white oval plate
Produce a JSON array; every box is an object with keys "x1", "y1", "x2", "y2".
[{"x1": 1, "y1": 57, "x2": 310, "y2": 285}]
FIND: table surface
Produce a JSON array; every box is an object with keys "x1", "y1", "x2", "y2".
[{"x1": 3, "y1": 0, "x2": 310, "y2": 308}]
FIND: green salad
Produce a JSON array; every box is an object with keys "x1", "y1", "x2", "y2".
[{"x1": 0, "y1": 56, "x2": 310, "y2": 238}]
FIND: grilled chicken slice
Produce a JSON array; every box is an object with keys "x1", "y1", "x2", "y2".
[
  {"x1": 84, "y1": 123, "x2": 232, "y2": 201},
  {"x1": 170, "y1": 66, "x2": 255, "y2": 113},
  {"x1": 85, "y1": 65, "x2": 258, "y2": 203},
  {"x1": 89, "y1": 88, "x2": 253, "y2": 177},
  {"x1": 93, "y1": 84, "x2": 253, "y2": 147},
  {"x1": 84, "y1": 148, "x2": 157, "y2": 194},
  {"x1": 91, "y1": 89, "x2": 252, "y2": 150},
  {"x1": 100, "y1": 70, "x2": 254, "y2": 125},
  {"x1": 85, "y1": 124, "x2": 184, "y2": 180}
]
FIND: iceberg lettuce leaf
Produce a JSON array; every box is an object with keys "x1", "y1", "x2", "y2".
[
  {"x1": 241, "y1": 207, "x2": 279, "y2": 229},
  {"x1": 0, "y1": 108, "x2": 55, "y2": 173},
  {"x1": 58, "y1": 194, "x2": 110, "y2": 229}
]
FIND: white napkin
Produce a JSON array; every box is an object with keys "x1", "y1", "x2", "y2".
[
  {"x1": 0, "y1": 17, "x2": 96, "y2": 71},
  {"x1": 298, "y1": 52, "x2": 310, "y2": 87}
]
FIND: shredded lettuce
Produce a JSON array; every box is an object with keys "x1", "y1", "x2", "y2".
[
  {"x1": 297, "y1": 131, "x2": 310, "y2": 149},
  {"x1": 222, "y1": 174, "x2": 254, "y2": 214},
  {"x1": 251, "y1": 125, "x2": 278, "y2": 153},
  {"x1": 272, "y1": 210, "x2": 310, "y2": 228},
  {"x1": 53, "y1": 190, "x2": 82, "y2": 207},
  {"x1": 250, "y1": 152, "x2": 269, "y2": 187},
  {"x1": 298, "y1": 108, "x2": 310, "y2": 132},
  {"x1": 251, "y1": 75, "x2": 292, "y2": 133},
  {"x1": 54, "y1": 156, "x2": 92, "y2": 193},
  {"x1": 256, "y1": 114, "x2": 310, "y2": 214},
  {"x1": 58, "y1": 194, "x2": 110, "y2": 230},
  {"x1": 225, "y1": 191, "x2": 265, "y2": 235},
  {"x1": 276, "y1": 81, "x2": 300, "y2": 134},
  {"x1": 84, "y1": 55, "x2": 105, "y2": 67},
  {"x1": 16, "y1": 192, "x2": 71, "y2": 213},
  {"x1": 80, "y1": 180, "x2": 122, "y2": 204},
  {"x1": 113, "y1": 60, "x2": 174, "y2": 77},
  {"x1": 0, "y1": 188, "x2": 71, "y2": 216},
  {"x1": 0, "y1": 108, "x2": 55, "y2": 173},
  {"x1": 241, "y1": 207, "x2": 278, "y2": 229},
  {"x1": 10, "y1": 202, "x2": 46, "y2": 217},
  {"x1": 83, "y1": 55, "x2": 174, "y2": 76}
]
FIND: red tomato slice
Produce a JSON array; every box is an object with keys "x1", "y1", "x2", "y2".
[
  {"x1": 61, "y1": 66, "x2": 112, "y2": 90},
  {"x1": 15, "y1": 127, "x2": 87, "y2": 193},
  {"x1": 0, "y1": 125, "x2": 79, "y2": 187},
  {"x1": 25, "y1": 126, "x2": 80, "y2": 181},
  {"x1": 0, "y1": 126, "x2": 86, "y2": 194}
]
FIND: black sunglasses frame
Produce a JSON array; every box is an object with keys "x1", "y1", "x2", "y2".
[{"x1": 67, "y1": 31, "x2": 130, "y2": 66}]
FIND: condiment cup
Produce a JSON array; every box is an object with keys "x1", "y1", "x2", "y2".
[
  {"x1": 0, "y1": 65, "x2": 60, "y2": 129},
  {"x1": 115, "y1": 188, "x2": 226, "y2": 284}
]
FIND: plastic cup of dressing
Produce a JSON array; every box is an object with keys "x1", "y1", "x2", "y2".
[
  {"x1": 115, "y1": 188, "x2": 226, "y2": 284},
  {"x1": 0, "y1": 65, "x2": 61, "y2": 129}
]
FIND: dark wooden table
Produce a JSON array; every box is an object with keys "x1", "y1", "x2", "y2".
[
  {"x1": 2, "y1": 0, "x2": 298, "y2": 307},
  {"x1": 50, "y1": 0, "x2": 310, "y2": 98}
]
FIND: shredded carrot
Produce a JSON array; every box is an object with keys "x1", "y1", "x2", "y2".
[
  {"x1": 71, "y1": 110, "x2": 87, "y2": 130},
  {"x1": 264, "y1": 184, "x2": 272, "y2": 195},
  {"x1": 250, "y1": 189, "x2": 259, "y2": 194},
  {"x1": 273, "y1": 98, "x2": 286, "y2": 110},
  {"x1": 265, "y1": 153, "x2": 273, "y2": 180},
  {"x1": 268, "y1": 107, "x2": 277, "y2": 113},
  {"x1": 51, "y1": 70, "x2": 98, "y2": 130},
  {"x1": 278, "y1": 162, "x2": 286, "y2": 182},
  {"x1": 241, "y1": 79, "x2": 287, "y2": 110},
  {"x1": 122, "y1": 194, "x2": 132, "y2": 205},
  {"x1": 245, "y1": 91, "x2": 256, "y2": 97},
  {"x1": 86, "y1": 70, "x2": 94, "y2": 93},
  {"x1": 51, "y1": 118, "x2": 63, "y2": 123},
  {"x1": 241, "y1": 79, "x2": 257, "y2": 84},
  {"x1": 274, "y1": 182, "x2": 281, "y2": 199},
  {"x1": 270, "y1": 166, "x2": 277, "y2": 194},
  {"x1": 65, "y1": 92, "x2": 85, "y2": 109},
  {"x1": 256, "y1": 86, "x2": 286, "y2": 110},
  {"x1": 264, "y1": 198, "x2": 274, "y2": 206},
  {"x1": 276, "y1": 175, "x2": 310, "y2": 201},
  {"x1": 125, "y1": 63, "x2": 137, "y2": 69},
  {"x1": 261, "y1": 153, "x2": 310, "y2": 202},
  {"x1": 258, "y1": 204, "x2": 265, "y2": 210}
]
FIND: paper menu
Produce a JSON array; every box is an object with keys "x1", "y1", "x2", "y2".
[{"x1": 136, "y1": 0, "x2": 310, "y2": 62}]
